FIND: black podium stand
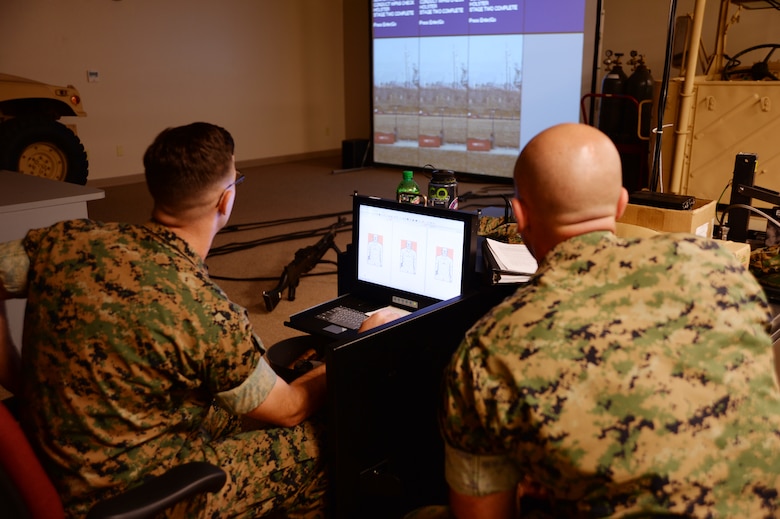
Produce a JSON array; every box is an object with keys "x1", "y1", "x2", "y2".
[
  {"x1": 323, "y1": 283, "x2": 514, "y2": 518},
  {"x1": 273, "y1": 241, "x2": 516, "y2": 518}
]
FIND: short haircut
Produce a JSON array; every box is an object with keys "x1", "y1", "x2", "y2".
[{"x1": 144, "y1": 122, "x2": 235, "y2": 211}]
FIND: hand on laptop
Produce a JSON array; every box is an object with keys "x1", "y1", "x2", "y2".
[{"x1": 358, "y1": 307, "x2": 407, "y2": 333}]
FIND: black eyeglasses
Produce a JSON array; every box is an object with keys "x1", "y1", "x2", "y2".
[
  {"x1": 216, "y1": 171, "x2": 245, "y2": 207},
  {"x1": 227, "y1": 171, "x2": 245, "y2": 190}
]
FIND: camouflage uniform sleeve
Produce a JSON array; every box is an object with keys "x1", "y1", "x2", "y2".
[
  {"x1": 215, "y1": 349, "x2": 278, "y2": 415},
  {"x1": 0, "y1": 239, "x2": 30, "y2": 297},
  {"x1": 444, "y1": 441, "x2": 521, "y2": 496},
  {"x1": 441, "y1": 320, "x2": 525, "y2": 495}
]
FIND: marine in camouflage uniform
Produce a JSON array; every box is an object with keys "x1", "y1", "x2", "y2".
[
  {"x1": 478, "y1": 214, "x2": 522, "y2": 244},
  {"x1": 0, "y1": 219, "x2": 326, "y2": 518},
  {"x1": 441, "y1": 230, "x2": 780, "y2": 517},
  {"x1": 750, "y1": 243, "x2": 780, "y2": 295}
]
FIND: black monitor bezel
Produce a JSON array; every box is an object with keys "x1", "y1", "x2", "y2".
[{"x1": 350, "y1": 193, "x2": 480, "y2": 309}]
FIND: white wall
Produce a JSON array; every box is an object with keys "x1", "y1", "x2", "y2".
[
  {"x1": 600, "y1": 0, "x2": 779, "y2": 87},
  {"x1": 0, "y1": 0, "x2": 346, "y2": 181},
  {"x1": 1, "y1": 0, "x2": 776, "y2": 183}
]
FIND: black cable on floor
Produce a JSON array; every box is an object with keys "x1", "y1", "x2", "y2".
[
  {"x1": 207, "y1": 216, "x2": 350, "y2": 282},
  {"x1": 218, "y1": 210, "x2": 351, "y2": 234},
  {"x1": 208, "y1": 225, "x2": 351, "y2": 258},
  {"x1": 209, "y1": 263, "x2": 338, "y2": 283}
]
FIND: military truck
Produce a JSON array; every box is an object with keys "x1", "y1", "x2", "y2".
[
  {"x1": 654, "y1": 0, "x2": 779, "y2": 201},
  {"x1": 0, "y1": 73, "x2": 89, "y2": 184}
]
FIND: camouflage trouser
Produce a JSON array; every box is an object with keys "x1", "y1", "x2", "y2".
[{"x1": 172, "y1": 405, "x2": 328, "y2": 519}]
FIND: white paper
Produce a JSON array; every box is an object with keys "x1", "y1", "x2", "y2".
[{"x1": 485, "y1": 238, "x2": 538, "y2": 283}]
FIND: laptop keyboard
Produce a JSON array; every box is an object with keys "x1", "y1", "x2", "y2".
[{"x1": 316, "y1": 306, "x2": 368, "y2": 330}]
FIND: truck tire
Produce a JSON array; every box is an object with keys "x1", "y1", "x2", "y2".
[{"x1": 0, "y1": 116, "x2": 89, "y2": 184}]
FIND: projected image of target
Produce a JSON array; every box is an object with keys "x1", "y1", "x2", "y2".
[{"x1": 371, "y1": 0, "x2": 600, "y2": 181}]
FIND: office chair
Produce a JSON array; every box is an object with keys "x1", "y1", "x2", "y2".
[{"x1": 0, "y1": 399, "x2": 227, "y2": 519}]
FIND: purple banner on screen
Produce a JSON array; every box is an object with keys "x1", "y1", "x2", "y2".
[
  {"x1": 372, "y1": 0, "x2": 585, "y2": 38},
  {"x1": 524, "y1": 0, "x2": 585, "y2": 33},
  {"x1": 419, "y1": 0, "x2": 469, "y2": 37},
  {"x1": 373, "y1": 0, "x2": 419, "y2": 38},
  {"x1": 466, "y1": 0, "x2": 523, "y2": 36}
]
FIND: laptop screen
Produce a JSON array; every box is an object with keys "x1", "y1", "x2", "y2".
[{"x1": 352, "y1": 194, "x2": 478, "y2": 308}]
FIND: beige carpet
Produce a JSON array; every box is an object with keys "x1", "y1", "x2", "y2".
[{"x1": 86, "y1": 155, "x2": 513, "y2": 349}]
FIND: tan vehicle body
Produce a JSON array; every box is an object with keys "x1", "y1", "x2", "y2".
[{"x1": 0, "y1": 73, "x2": 88, "y2": 184}]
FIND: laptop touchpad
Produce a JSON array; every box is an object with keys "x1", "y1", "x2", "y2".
[{"x1": 324, "y1": 324, "x2": 348, "y2": 334}]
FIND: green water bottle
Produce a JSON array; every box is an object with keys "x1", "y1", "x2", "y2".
[{"x1": 396, "y1": 170, "x2": 423, "y2": 205}]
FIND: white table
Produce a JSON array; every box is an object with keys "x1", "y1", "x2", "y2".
[{"x1": 0, "y1": 170, "x2": 105, "y2": 351}]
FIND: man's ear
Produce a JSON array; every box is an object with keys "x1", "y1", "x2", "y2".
[
  {"x1": 616, "y1": 187, "x2": 629, "y2": 220},
  {"x1": 217, "y1": 188, "x2": 235, "y2": 217},
  {"x1": 510, "y1": 197, "x2": 526, "y2": 233}
]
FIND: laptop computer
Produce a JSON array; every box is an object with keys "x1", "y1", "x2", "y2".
[{"x1": 285, "y1": 194, "x2": 479, "y2": 339}]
